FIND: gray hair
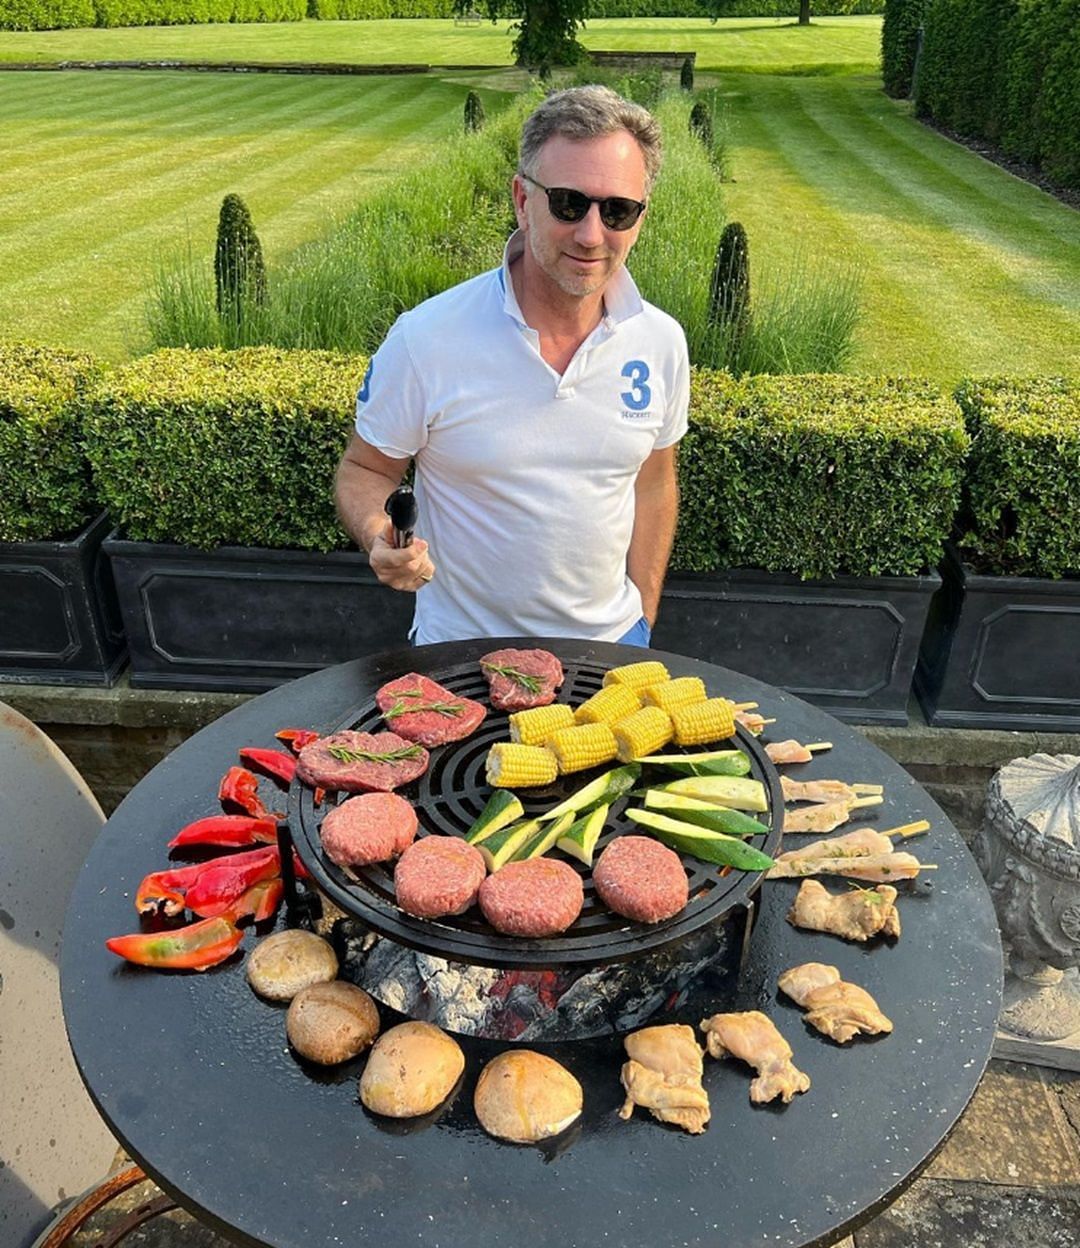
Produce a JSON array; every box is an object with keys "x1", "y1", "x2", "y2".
[{"x1": 519, "y1": 85, "x2": 663, "y2": 194}]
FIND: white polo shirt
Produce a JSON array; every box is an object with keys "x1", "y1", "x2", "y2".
[{"x1": 354, "y1": 230, "x2": 690, "y2": 645}]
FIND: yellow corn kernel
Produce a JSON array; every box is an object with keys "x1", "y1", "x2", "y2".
[
  {"x1": 602, "y1": 660, "x2": 670, "y2": 692},
  {"x1": 509, "y1": 703, "x2": 576, "y2": 746},
  {"x1": 485, "y1": 743, "x2": 558, "y2": 789},
  {"x1": 573, "y1": 683, "x2": 641, "y2": 726},
  {"x1": 546, "y1": 723, "x2": 618, "y2": 775},
  {"x1": 671, "y1": 698, "x2": 736, "y2": 747},
  {"x1": 613, "y1": 706, "x2": 674, "y2": 763},
  {"x1": 641, "y1": 676, "x2": 708, "y2": 716}
]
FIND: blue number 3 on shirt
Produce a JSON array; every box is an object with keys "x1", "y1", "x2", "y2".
[{"x1": 621, "y1": 360, "x2": 651, "y2": 411}]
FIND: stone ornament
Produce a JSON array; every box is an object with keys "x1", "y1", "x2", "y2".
[{"x1": 975, "y1": 753, "x2": 1080, "y2": 1043}]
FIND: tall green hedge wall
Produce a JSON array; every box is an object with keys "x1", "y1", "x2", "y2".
[
  {"x1": 2, "y1": 0, "x2": 883, "y2": 29},
  {"x1": 915, "y1": 0, "x2": 1080, "y2": 187},
  {"x1": 880, "y1": 0, "x2": 925, "y2": 98}
]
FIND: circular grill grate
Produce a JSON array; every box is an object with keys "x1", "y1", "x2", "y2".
[{"x1": 287, "y1": 659, "x2": 784, "y2": 970}]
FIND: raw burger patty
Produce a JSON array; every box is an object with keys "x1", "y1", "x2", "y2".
[
  {"x1": 480, "y1": 648, "x2": 565, "y2": 711},
  {"x1": 376, "y1": 673, "x2": 487, "y2": 747},
  {"x1": 320, "y1": 792, "x2": 418, "y2": 869},
  {"x1": 478, "y1": 859, "x2": 584, "y2": 938},
  {"x1": 296, "y1": 730, "x2": 428, "y2": 793},
  {"x1": 394, "y1": 836, "x2": 487, "y2": 919},
  {"x1": 593, "y1": 835, "x2": 688, "y2": 924}
]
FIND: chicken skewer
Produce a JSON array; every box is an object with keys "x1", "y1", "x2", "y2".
[
  {"x1": 699, "y1": 1011, "x2": 810, "y2": 1104},
  {"x1": 735, "y1": 711, "x2": 776, "y2": 734},
  {"x1": 771, "y1": 820, "x2": 930, "y2": 864},
  {"x1": 768, "y1": 851, "x2": 936, "y2": 882},
  {"x1": 787, "y1": 880, "x2": 901, "y2": 941},
  {"x1": 783, "y1": 794, "x2": 884, "y2": 834},
  {"x1": 777, "y1": 963, "x2": 893, "y2": 1044},
  {"x1": 765, "y1": 740, "x2": 833, "y2": 765},
  {"x1": 780, "y1": 776, "x2": 884, "y2": 805}
]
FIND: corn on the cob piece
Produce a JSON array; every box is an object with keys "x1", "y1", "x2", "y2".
[
  {"x1": 641, "y1": 676, "x2": 707, "y2": 716},
  {"x1": 509, "y1": 703, "x2": 576, "y2": 746},
  {"x1": 573, "y1": 683, "x2": 641, "y2": 726},
  {"x1": 485, "y1": 743, "x2": 558, "y2": 789},
  {"x1": 671, "y1": 697, "x2": 736, "y2": 747},
  {"x1": 546, "y1": 723, "x2": 618, "y2": 775},
  {"x1": 613, "y1": 706, "x2": 674, "y2": 763},
  {"x1": 602, "y1": 660, "x2": 670, "y2": 692}
]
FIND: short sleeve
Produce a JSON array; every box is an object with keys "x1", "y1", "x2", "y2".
[
  {"x1": 354, "y1": 314, "x2": 429, "y2": 459},
  {"x1": 654, "y1": 324, "x2": 690, "y2": 451}
]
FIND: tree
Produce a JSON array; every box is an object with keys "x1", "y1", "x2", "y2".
[
  {"x1": 465, "y1": 0, "x2": 589, "y2": 71},
  {"x1": 708, "y1": 0, "x2": 858, "y2": 27},
  {"x1": 214, "y1": 193, "x2": 266, "y2": 326}
]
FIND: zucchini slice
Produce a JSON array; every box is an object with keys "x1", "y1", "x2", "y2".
[
  {"x1": 654, "y1": 774, "x2": 768, "y2": 813},
  {"x1": 642, "y1": 790, "x2": 769, "y2": 839},
  {"x1": 555, "y1": 803, "x2": 610, "y2": 867},
  {"x1": 625, "y1": 809, "x2": 774, "y2": 872},
  {"x1": 536, "y1": 763, "x2": 640, "y2": 823},
  {"x1": 636, "y1": 749, "x2": 751, "y2": 777},
  {"x1": 465, "y1": 790, "x2": 526, "y2": 845},
  {"x1": 510, "y1": 811, "x2": 576, "y2": 862},
  {"x1": 479, "y1": 820, "x2": 538, "y2": 871}
]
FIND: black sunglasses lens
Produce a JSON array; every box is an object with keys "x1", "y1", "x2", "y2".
[
  {"x1": 546, "y1": 188, "x2": 591, "y2": 223},
  {"x1": 600, "y1": 198, "x2": 644, "y2": 230}
]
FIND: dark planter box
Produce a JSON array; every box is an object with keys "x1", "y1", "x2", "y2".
[
  {"x1": 0, "y1": 512, "x2": 126, "y2": 687},
  {"x1": 915, "y1": 544, "x2": 1080, "y2": 731},
  {"x1": 652, "y1": 567, "x2": 941, "y2": 726},
  {"x1": 104, "y1": 535, "x2": 414, "y2": 693}
]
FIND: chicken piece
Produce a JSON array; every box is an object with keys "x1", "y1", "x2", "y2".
[
  {"x1": 768, "y1": 851, "x2": 926, "y2": 882},
  {"x1": 618, "y1": 1024, "x2": 710, "y2": 1134},
  {"x1": 778, "y1": 963, "x2": 894, "y2": 1044},
  {"x1": 699, "y1": 1011, "x2": 810, "y2": 1105},
  {"x1": 765, "y1": 739, "x2": 832, "y2": 765},
  {"x1": 783, "y1": 795, "x2": 882, "y2": 835},
  {"x1": 735, "y1": 710, "x2": 771, "y2": 734},
  {"x1": 780, "y1": 776, "x2": 883, "y2": 805},
  {"x1": 773, "y1": 828, "x2": 895, "y2": 864},
  {"x1": 787, "y1": 880, "x2": 901, "y2": 941}
]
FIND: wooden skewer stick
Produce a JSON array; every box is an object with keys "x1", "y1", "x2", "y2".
[
  {"x1": 885, "y1": 820, "x2": 931, "y2": 840},
  {"x1": 733, "y1": 701, "x2": 759, "y2": 712},
  {"x1": 851, "y1": 795, "x2": 884, "y2": 810},
  {"x1": 851, "y1": 783, "x2": 885, "y2": 795},
  {"x1": 806, "y1": 742, "x2": 832, "y2": 753},
  {"x1": 759, "y1": 718, "x2": 777, "y2": 726}
]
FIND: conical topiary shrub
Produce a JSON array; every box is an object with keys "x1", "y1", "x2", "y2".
[
  {"x1": 708, "y1": 221, "x2": 751, "y2": 351},
  {"x1": 680, "y1": 57, "x2": 694, "y2": 92},
  {"x1": 689, "y1": 99, "x2": 713, "y2": 152},
  {"x1": 464, "y1": 90, "x2": 486, "y2": 133},
  {"x1": 214, "y1": 193, "x2": 267, "y2": 324}
]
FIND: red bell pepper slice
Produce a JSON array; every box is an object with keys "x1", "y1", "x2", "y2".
[
  {"x1": 185, "y1": 845, "x2": 282, "y2": 918},
  {"x1": 221, "y1": 877, "x2": 284, "y2": 924},
  {"x1": 135, "y1": 845, "x2": 280, "y2": 916},
  {"x1": 218, "y1": 766, "x2": 270, "y2": 818},
  {"x1": 168, "y1": 814, "x2": 278, "y2": 850},
  {"x1": 276, "y1": 728, "x2": 321, "y2": 754},
  {"x1": 239, "y1": 747, "x2": 298, "y2": 787},
  {"x1": 106, "y1": 916, "x2": 244, "y2": 972}
]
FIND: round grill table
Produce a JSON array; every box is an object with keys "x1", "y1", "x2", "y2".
[{"x1": 61, "y1": 640, "x2": 1003, "y2": 1248}]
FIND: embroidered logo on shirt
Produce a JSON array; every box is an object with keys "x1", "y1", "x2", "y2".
[{"x1": 620, "y1": 360, "x2": 651, "y2": 411}]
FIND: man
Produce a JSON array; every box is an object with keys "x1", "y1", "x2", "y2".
[{"x1": 335, "y1": 85, "x2": 690, "y2": 646}]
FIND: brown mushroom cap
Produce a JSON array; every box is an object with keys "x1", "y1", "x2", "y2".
[
  {"x1": 474, "y1": 1050, "x2": 583, "y2": 1143},
  {"x1": 359, "y1": 1021, "x2": 464, "y2": 1118},
  {"x1": 246, "y1": 929, "x2": 338, "y2": 1002},
  {"x1": 286, "y1": 981, "x2": 380, "y2": 1065}
]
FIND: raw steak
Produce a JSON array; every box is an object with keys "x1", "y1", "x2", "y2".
[
  {"x1": 320, "y1": 792, "x2": 418, "y2": 869},
  {"x1": 479, "y1": 648, "x2": 564, "y2": 711},
  {"x1": 296, "y1": 731, "x2": 429, "y2": 793},
  {"x1": 376, "y1": 673, "x2": 486, "y2": 747},
  {"x1": 394, "y1": 836, "x2": 487, "y2": 919}
]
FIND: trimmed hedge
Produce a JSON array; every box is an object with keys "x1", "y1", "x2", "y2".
[
  {"x1": 955, "y1": 377, "x2": 1080, "y2": 580},
  {"x1": 881, "y1": 0, "x2": 925, "y2": 98},
  {"x1": 915, "y1": 0, "x2": 1080, "y2": 187},
  {"x1": 81, "y1": 348, "x2": 360, "y2": 552},
  {"x1": 0, "y1": 344, "x2": 106, "y2": 544},
  {"x1": 2, "y1": 1, "x2": 881, "y2": 28},
  {"x1": 672, "y1": 372, "x2": 969, "y2": 578}
]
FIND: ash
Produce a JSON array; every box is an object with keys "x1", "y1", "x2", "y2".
[{"x1": 334, "y1": 920, "x2": 740, "y2": 1041}]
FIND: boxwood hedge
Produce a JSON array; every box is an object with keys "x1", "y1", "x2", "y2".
[
  {"x1": 672, "y1": 372, "x2": 969, "y2": 579},
  {"x1": 955, "y1": 377, "x2": 1080, "y2": 580},
  {"x1": 0, "y1": 344, "x2": 106, "y2": 544},
  {"x1": 82, "y1": 348, "x2": 361, "y2": 552}
]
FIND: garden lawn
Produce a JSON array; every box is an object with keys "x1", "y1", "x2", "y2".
[
  {"x1": 0, "y1": 71, "x2": 504, "y2": 357},
  {"x1": 0, "y1": 16, "x2": 881, "y2": 72},
  {"x1": 713, "y1": 71, "x2": 1080, "y2": 379}
]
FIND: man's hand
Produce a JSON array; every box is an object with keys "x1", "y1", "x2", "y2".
[{"x1": 367, "y1": 519, "x2": 437, "y2": 593}]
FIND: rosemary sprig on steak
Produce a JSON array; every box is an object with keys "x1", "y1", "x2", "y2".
[
  {"x1": 480, "y1": 662, "x2": 543, "y2": 694},
  {"x1": 327, "y1": 743, "x2": 425, "y2": 764},
  {"x1": 383, "y1": 698, "x2": 465, "y2": 720}
]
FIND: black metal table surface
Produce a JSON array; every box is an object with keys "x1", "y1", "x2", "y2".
[{"x1": 61, "y1": 639, "x2": 1003, "y2": 1248}]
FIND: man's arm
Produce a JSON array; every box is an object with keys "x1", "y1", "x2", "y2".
[
  {"x1": 335, "y1": 434, "x2": 435, "y2": 592},
  {"x1": 627, "y1": 445, "x2": 680, "y2": 628}
]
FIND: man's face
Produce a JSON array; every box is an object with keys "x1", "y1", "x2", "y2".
[{"x1": 512, "y1": 130, "x2": 649, "y2": 301}]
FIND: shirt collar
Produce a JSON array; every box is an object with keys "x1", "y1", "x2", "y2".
[{"x1": 498, "y1": 229, "x2": 644, "y2": 329}]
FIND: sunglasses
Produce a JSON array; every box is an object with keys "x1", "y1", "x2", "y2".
[{"x1": 520, "y1": 173, "x2": 647, "y2": 232}]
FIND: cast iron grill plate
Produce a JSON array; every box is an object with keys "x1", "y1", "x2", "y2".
[{"x1": 287, "y1": 658, "x2": 784, "y2": 970}]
